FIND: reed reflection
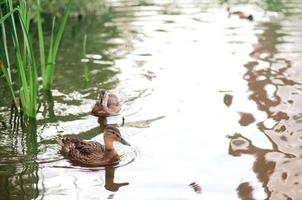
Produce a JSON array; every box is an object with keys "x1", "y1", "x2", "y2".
[
  {"x1": 0, "y1": 116, "x2": 39, "y2": 200},
  {"x1": 41, "y1": 91, "x2": 56, "y2": 122}
]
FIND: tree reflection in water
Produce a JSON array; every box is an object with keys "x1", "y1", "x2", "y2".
[{"x1": 230, "y1": 5, "x2": 302, "y2": 198}]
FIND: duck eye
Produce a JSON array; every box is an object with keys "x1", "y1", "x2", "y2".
[{"x1": 109, "y1": 131, "x2": 117, "y2": 135}]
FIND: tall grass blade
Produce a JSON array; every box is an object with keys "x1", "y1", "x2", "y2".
[
  {"x1": 0, "y1": 8, "x2": 15, "y2": 106},
  {"x1": 19, "y1": 0, "x2": 31, "y2": 71},
  {"x1": 82, "y1": 34, "x2": 89, "y2": 82},
  {"x1": 18, "y1": 8, "x2": 38, "y2": 117},
  {"x1": 0, "y1": 48, "x2": 17, "y2": 107},
  {"x1": 0, "y1": 0, "x2": 38, "y2": 117},
  {"x1": 36, "y1": 0, "x2": 45, "y2": 77},
  {"x1": 6, "y1": 0, "x2": 30, "y2": 111},
  {"x1": 0, "y1": 0, "x2": 72, "y2": 118},
  {"x1": 53, "y1": 0, "x2": 72, "y2": 59},
  {"x1": 0, "y1": 7, "x2": 17, "y2": 24},
  {"x1": 43, "y1": 17, "x2": 56, "y2": 90},
  {"x1": 43, "y1": 0, "x2": 72, "y2": 90}
]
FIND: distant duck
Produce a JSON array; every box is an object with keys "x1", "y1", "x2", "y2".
[
  {"x1": 58, "y1": 125, "x2": 130, "y2": 166},
  {"x1": 232, "y1": 11, "x2": 253, "y2": 21},
  {"x1": 227, "y1": 8, "x2": 253, "y2": 21},
  {"x1": 91, "y1": 89, "x2": 121, "y2": 117}
]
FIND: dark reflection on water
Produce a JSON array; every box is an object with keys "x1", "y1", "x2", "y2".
[
  {"x1": 235, "y1": 5, "x2": 302, "y2": 198},
  {"x1": 0, "y1": 118, "x2": 39, "y2": 200},
  {"x1": 41, "y1": 91, "x2": 56, "y2": 122},
  {"x1": 223, "y1": 94, "x2": 233, "y2": 107},
  {"x1": 105, "y1": 166, "x2": 129, "y2": 192},
  {"x1": 229, "y1": 134, "x2": 277, "y2": 199},
  {"x1": 236, "y1": 182, "x2": 254, "y2": 200},
  {"x1": 52, "y1": 9, "x2": 124, "y2": 94},
  {"x1": 238, "y1": 112, "x2": 255, "y2": 126}
]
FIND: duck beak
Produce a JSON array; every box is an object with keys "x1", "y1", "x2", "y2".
[{"x1": 120, "y1": 137, "x2": 130, "y2": 146}]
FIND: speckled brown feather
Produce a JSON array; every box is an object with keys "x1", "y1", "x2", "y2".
[{"x1": 58, "y1": 136, "x2": 119, "y2": 166}]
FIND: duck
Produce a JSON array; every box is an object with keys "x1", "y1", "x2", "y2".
[
  {"x1": 91, "y1": 89, "x2": 121, "y2": 117},
  {"x1": 232, "y1": 11, "x2": 253, "y2": 21},
  {"x1": 227, "y1": 7, "x2": 253, "y2": 21},
  {"x1": 58, "y1": 125, "x2": 130, "y2": 166}
]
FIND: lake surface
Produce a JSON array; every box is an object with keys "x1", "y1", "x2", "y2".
[{"x1": 1, "y1": 0, "x2": 302, "y2": 199}]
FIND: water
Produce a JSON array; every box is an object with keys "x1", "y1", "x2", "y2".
[{"x1": 1, "y1": 0, "x2": 302, "y2": 199}]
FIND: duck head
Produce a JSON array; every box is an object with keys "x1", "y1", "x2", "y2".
[
  {"x1": 99, "y1": 89, "x2": 109, "y2": 107},
  {"x1": 104, "y1": 126, "x2": 130, "y2": 149}
]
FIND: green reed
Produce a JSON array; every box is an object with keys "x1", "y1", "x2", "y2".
[
  {"x1": 0, "y1": 7, "x2": 18, "y2": 107},
  {"x1": 82, "y1": 34, "x2": 89, "y2": 82},
  {"x1": 0, "y1": 0, "x2": 72, "y2": 118},
  {"x1": 0, "y1": 0, "x2": 37, "y2": 117},
  {"x1": 37, "y1": 0, "x2": 72, "y2": 91}
]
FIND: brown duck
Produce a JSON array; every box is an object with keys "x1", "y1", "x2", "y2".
[
  {"x1": 91, "y1": 89, "x2": 121, "y2": 117},
  {"x1": 232, "y1": 11, "x2": 254, "y2": 21},
  {"x1": 58, "y1": 126, "x2": 130, "y2": 166},
  {"x1": 227, "y1": 7, "x2": 253, "y2": 21},
  {"x1": 232, "y1": 11, "x2": 253, "y2": 21}
]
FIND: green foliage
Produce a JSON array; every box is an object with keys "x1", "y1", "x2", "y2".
[
  {"x1": 0, "y1": 0, "x2": 72, "y2": 118},
  {"x1": 0, "y1": 8, "x2": 18, "y2": 107},
  {"x1": 37, "y1": 0, "x2": 72, "y2": 90},
  {"x1": 0, "y1": 0, "x2": 38, "y2": 117}
]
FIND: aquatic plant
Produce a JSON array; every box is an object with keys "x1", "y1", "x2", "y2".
[
  {"x1": 82, "y1": 34, "x2": 89, "y2": 82},
  {"x1": 0, "y1": 0, "x2": 72, "y2": 118},
  {"x1": 37, "y1": 0, "x2": 72, "y2": 90},
  {"x1": 0, "y1": 7, "x2": 18, "y2": 107},
  {"x1": 0, "y1": 0, "x2": 38, "y2": 117}
]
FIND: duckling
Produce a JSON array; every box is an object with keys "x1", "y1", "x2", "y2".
[
  {"x1": 58, "y1": 125, "x2": 130, "y2": 166},
  {"x1": 91, "y1": 89, "x2": 121, "y2": 117}
]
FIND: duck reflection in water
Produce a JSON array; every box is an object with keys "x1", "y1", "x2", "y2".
[
  {"x1": 98, "y1": 117, "x2": 108, "y2": 132},
  {"x1": 105, "y1": 166, "x2": 129, "y2": 192}
]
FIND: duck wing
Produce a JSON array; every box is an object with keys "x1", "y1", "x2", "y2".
[{"x1": 75, "y1": 141, "x2": 105, "y2": 155}]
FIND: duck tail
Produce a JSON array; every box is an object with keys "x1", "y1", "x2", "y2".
[
  {"x1": 57, "y1": 136, "x2": 81, "y2": 146},
  {"x1": 57, "y1": 136, "x2": 64, "y2": 146}
]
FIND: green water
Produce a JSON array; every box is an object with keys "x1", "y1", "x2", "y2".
[{"x1": 1, "y1": 0, "x2": 302, "y2": 199}]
